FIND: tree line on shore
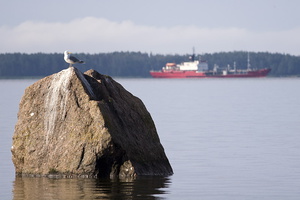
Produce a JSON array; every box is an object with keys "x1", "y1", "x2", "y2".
[{"x1": 0, "y1": 51, "x2": 299, "y2": 78}]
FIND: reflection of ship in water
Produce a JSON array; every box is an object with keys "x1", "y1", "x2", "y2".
[
  {"x1": 150, "y1": 51, "x2": 271, "y2": 78},
  {"x1": 13, "y1": 176, "x2": 171, "y2": 199}
]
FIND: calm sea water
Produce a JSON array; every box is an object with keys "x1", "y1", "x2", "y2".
[{"x1": 1, "y1": 77, "x2": 300, "y2": 199}]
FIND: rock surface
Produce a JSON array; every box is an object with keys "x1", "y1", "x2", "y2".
[{"x1": 12, "y1": 67, "x2": 173, "y2": 178}]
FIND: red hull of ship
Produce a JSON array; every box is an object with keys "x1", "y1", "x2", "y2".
[{"x1": 150, "y1": 68, "x2": 271, "y2": 78}]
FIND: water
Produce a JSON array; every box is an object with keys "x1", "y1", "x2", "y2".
[{"x1": 1, "y1": 78, "x2": 300, "y2": 199}]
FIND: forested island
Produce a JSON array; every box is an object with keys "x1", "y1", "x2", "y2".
[{"x1": 0, "y1": 51, "x2": 299, "y2": 78}]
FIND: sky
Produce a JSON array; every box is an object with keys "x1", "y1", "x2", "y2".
[{"x1": 1, "y1": 0, "x2": 300, "y2": 55}]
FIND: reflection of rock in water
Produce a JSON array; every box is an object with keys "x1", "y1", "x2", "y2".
[
  {"x1": 13, "y1": 176, "x2": 171, "y2": 199},
  {"x1": 12, "y1": 67, "x2": 173, "y2": 178}
]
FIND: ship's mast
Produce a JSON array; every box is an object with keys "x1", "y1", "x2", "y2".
[
  {"x1": 234, "y1": 61, "x2": 236, "y2": 71},
  {"x1": 247, "y1": 52, "x2": 251, "y2": 71},
  {"x1": 189, "y1": 47, "x2": 195, "y2": 61}
]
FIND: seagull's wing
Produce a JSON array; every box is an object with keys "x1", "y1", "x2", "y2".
[{"x1": 69, "y1": 55, "x2": 81, "y2": 63}]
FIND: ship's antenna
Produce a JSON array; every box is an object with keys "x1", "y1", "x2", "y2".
[{"x1": 247, "y1": 52, "x2": 251, "y2": 71}]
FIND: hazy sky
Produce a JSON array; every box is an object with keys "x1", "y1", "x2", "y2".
[{"x1": 1, "y1": 0, "x2": 300, "y2": 55}]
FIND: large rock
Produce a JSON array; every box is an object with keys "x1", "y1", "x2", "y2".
[{"x1": 11, "y1": 67, "x2": 173, "y2": 178}]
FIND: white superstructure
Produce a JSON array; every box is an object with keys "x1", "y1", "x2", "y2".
[
  {"x1": 177, "y1": 56, "x2": 208, "y2": 71},
  {"x1": 178, "y1": 60, "x2": 199, "y2": 71}
]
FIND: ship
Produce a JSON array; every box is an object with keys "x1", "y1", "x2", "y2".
[{"x1": 150, "y1": 52, "x2": 271, "y2": 78}]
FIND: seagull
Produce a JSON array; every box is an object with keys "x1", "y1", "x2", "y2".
[{"x1": 64, "y1": 50, "x2": 84, "y2": 67}]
